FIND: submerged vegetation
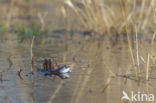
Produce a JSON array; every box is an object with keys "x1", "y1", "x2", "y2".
[
  {"x1": 16, "y1": 25, "x2": 47, "y2": 42},
  {"x1": 0, "y1": 23, "x2": 6, "y2": 34},
  {"x1": 0, "y1": 23, "x2": 7, "y2": 39}
]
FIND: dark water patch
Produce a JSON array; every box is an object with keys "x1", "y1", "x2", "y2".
[{"x1": 51, "y1": 29, "x2": 155, "y2": 44}]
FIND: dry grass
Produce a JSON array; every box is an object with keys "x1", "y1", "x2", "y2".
[
  {"x1": 30, "y1": 36, "x2": 35, "y2": 73},
  {"x1": 63, "y1": 0, "x2": 156, "y2": 83},
  {"x1": 64, "y1": 0, "x2": 155, "y2": 82},
  {"x1": 64, "y1": 0, "x2": 155, "y2": 36},
  {"x1": 0, "y1": 0, "x2": 154, "y2": 102}
]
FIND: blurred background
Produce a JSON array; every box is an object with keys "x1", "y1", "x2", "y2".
[{"x1": 0, "y1": 0, "x2": 155, "y2": 103}]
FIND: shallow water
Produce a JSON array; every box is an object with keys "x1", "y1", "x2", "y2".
[
  {"x1": 0, "y1": 0, "x2": 156, "y2": 103},
  {"x1": 0, "y1": 32, "x2": 155, "y2": 103}
]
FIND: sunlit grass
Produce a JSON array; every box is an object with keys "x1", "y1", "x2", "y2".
[
  {"x1": 0, "y1": 0, "x2": 155, "y2": 102},
  {"x1": 64, "y1": 0, "x2": 155, "y2": 36},
  {"x1": 64, "y1": 0, "x2": 155, "y2": 78}
]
